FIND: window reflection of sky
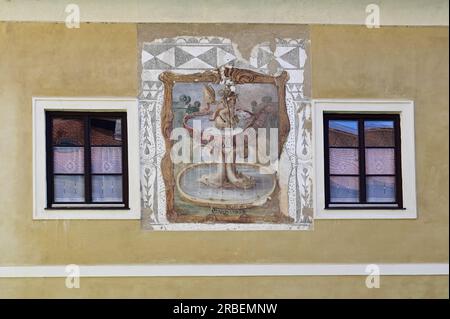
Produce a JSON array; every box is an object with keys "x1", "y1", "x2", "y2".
[
  {"x1": 364, "y1": 120, "x2": 394, "y2": 129},
  {"x1": 329, "y1": 120, "x2": 358, "y2": 135}
]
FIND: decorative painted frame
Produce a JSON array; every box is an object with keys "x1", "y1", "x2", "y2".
[{"x1": 159, "y1": 67, "x2": 290, "y2": 222}]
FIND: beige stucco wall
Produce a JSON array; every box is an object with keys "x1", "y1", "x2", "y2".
[
  {"x1": 0, "y1": 276, "x2": 448, "y2": 298},
  {"x1": 0, "y1": 22, "x2": 448, "y2": 298},
  {"x1": 1, "y1": 0, "x2": 448, "y2": 26}
]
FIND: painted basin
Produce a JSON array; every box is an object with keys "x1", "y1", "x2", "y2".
[{"x1": 176, "y1": 163, "x2": 277, "y2": 209}]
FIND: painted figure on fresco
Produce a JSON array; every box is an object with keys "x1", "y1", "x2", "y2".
[{"x1": 197, "y1": 80, "x2": 256, "y2": 190}]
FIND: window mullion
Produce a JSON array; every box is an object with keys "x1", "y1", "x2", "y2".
[
  {"x1": 359, "y1": 118, "x2": 367, "y2": 203},
  {"x1": 84, "y1": 115, "x2": 92, "y2": 203}
]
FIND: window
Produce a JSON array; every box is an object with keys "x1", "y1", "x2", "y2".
[
  {"x1": 323, "y1": 114, "x2": 402, "y2": 209},
  {"x1": 313, "y1": 100, "x2": 417, "y2": 219},
  {"x1": 46, "y1": 112, "x2": 128, "y2": 208},
  {"x1": 33, "y1": 98, "x2": 140, "y2": 219}
]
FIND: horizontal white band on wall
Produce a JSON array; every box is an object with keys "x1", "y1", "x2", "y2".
[{"x1": 0, "y1": 263, "x2": 448, "y2": 278}]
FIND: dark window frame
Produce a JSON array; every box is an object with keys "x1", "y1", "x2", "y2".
[
  {"x1": 45, "y1": 111, "x2": 129, "y2": 210},
  {"x1": 323, "y1": 113, "x2": 403, "y2": 210}
]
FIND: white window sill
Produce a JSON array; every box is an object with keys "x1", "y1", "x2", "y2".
[
  {"x1": 38, "y1": 209, "x2": 138, "y2": 220},
  {"x1": 315, "y1": 208, "x2": 416, "y2": 219}
]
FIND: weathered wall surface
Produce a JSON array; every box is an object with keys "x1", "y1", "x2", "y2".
[
  {"x1": 1, "y1": 0, "x2": 448, "y2": 26},
  {"x1": 0, "y1": 22, "x2": 448, "y2": 298}
]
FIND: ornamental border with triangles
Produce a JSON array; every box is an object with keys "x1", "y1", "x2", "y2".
[{"x1": 138, "y1": 35, "x2": 313, "y2": 230}]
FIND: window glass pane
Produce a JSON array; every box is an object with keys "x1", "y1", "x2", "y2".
[
  {"x1": 328, "y1": 120, "x2": 358, "y2": 147},
  {"x1": 54, "y1": 175, "x2": 84, "y2": 202},
  {"x1": 330, "y1": 176, "x2": 359, "y2": 203},
  {"x1": 52, "y1": 118, "x2": 84, "y2": 146},
  {"x1": 366, "y1": 148, "x2": 395, "y2": 175},
  {"x1": 367, "y1": 176, "x2": 396, "y2": 202},
  {"x1": 91, "y1": 147, "x2": 122, "y2": 174},
  {"x1": 92, "y1": 175, "x2": 123, "y2": 202},
  {"x1": 330, "y1": 148, "x2": 359, "y2": 174},
  {"x1": 91, "y1": 118, "x2": 122, "y2": 145},
  {"x1": 364, "y1": 120, "x2": 395, "y2": 147},
  {"x1": 53, "y1": 147, "x2": 84, "y2": 174}
]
